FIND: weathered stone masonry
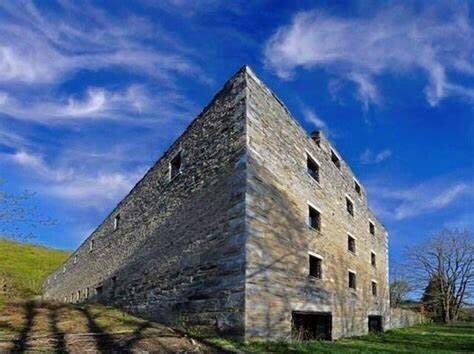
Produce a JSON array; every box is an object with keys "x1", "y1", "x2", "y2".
[
  {"x1": 44, "y1": 68, "x2": 248, "y2": 335},
  {"x1": 44, "y1": 66, "x2": 408, "y2": 340}
]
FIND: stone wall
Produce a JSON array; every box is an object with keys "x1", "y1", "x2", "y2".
[
  {"x1": 43, "y1": 68, "x2": 249, "y2": 335},
  {"x1": 388, "y1": 308, "x2": 427, "y2": 329},
  {"x1": 44, "y1": 65, "x2": 395, "y2": 340},
  {"x1": 244, "y1": 68, "x2": 390, "y2": 340}
]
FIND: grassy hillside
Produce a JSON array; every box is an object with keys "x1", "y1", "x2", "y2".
[{"x1": 0, "y1": 238, "x2": 70, "y2": 302}]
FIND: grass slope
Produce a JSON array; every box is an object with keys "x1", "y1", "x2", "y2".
[{"x1": 0, "y1": 238, "x2": 69, "y2": 302}]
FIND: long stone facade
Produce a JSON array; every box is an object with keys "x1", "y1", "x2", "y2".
[{"x1": 44, "y1": 66, "x2": 393, "y2": 340}]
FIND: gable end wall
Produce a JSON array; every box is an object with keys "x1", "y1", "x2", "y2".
[{"x1": 43, "y1": 68, "x2": 249, "y2": 335}]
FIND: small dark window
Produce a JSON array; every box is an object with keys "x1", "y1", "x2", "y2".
[
  {"x1": 346, "y1": 197, "x2": 354, "y2": 216},
  {"x1": 372, "y1": 281, "x2": 377, "y2": 296},
  {"x1": 308, "y1": 205, "x2": 321, "y2": 231},
  {"x1": 112, "y1": 276, "x2": 117, "y2": 287},
  {"x1": 307, "y1": 155, "x2": 320, "y2": 183},
  {"x1": 349, "y1": 271, "x2": 357, "y2": 289},
  {"x1": 309, "y1": 255, "x2": 322, "y2": 279},
  {"x1": 96, "y1": 286, "x2": 103, "y2": 295},
  {"x1": 348, "y1": 235, "x2": 356, "y2": 253},
  {"x1": 371, "y1": 252, "x2": 376, "y2": 267},
  {"x1": 90, "y1": 239, "x2": 95, "y2": 252},
  {"x1": 114, "y1": 214, "x2": 120, "y2": 231},
  {"x1": 369, "y1": 221, "x2": 375, "y2": 235},
  {"x1": 170, "y1": 152, "x2": 182, "y2": 180},
  {"x1": 354, "y1": 180, "x2": 361, "y2": 195},
  {"x1": 331, "y1": 150, "x2": 341, "y2": 169}
]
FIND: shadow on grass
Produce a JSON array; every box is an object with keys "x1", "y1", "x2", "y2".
[
  {"x1": 76, "y1": 306, "x2": 122, "y2": 352},
  {"x1": 11, "y1": 300, "x2": 36, "y2": 352},
  {"x1": 47, "y1": 303, "x2": 67, "y2": 353}
]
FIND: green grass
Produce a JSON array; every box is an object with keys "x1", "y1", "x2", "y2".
[
  {"x1": 205, "y1": 323, "x2": 474, "y2": 353},
  {"x1": 0, "y1": 238, "x2": 70, "y2": 301}
]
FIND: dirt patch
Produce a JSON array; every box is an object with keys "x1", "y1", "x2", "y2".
[{"x1": 0, "y1": 300, "x2": 229, "y2": 353}]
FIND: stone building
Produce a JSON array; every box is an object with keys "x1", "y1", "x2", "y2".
[{"x1": 44, "y1": 66, "x2": 391, "y2": 340}]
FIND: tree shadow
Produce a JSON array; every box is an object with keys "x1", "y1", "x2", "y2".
[
  {"x1": 47, "y1": 303, "x2": 67, "y2": 353},
  {"x1": 119, "y1": 321, "x2": 150, "y2": 351},
  {"x1": 76, "y1": 306, "x2": 121, "y2": 352},
  {"x1": 11, "y1": 300, "x2": 36, "y2": 352}
]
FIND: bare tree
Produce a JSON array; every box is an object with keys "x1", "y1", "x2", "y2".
[
  {"x1": 0, "y1": 179, "x2": 54, "y2": 240},
  {"x1": 390, "y1": 279, "x2": 411, "y2": 308},
  {"x1": 406, "y1": 229, "x2": 474, "y2": 323},
  {"x1": 390, "y1": 262, "x2": 412, "y2": 308}
]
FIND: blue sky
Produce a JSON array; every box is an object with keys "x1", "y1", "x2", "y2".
[{"x1": 0, "y1": 1, "x2": 472, "y2": 265}]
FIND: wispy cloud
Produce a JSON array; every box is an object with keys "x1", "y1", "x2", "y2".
[
  {"x1": 301, "y1": 106, "x2": 328, "y2": 131},
  {"x1": 368, "y1": 177, "x2": 472, "y2": 221},
  {"x1": 264, "y1": 3, "x2": 474, "y2": 108},
  {"x1": 360, "y1": 148, "x2": 392, "y2": 164},
  {"x1": 0, "y1": 85, "x2": 192, "y2": 124},
  {"x1": 4, "y1": 150, "x2": 145, "y2": 208},
  {"x1": 0, "y1": 1, "x2": 201, "y2": 85}
]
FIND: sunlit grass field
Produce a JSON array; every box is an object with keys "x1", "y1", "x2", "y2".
[
  {"x1": 0, "y1": 238, "x2": 69, "y2": 304},
  {"x1": 206, "y1": 322, "x2": 474, "y2": 353}
]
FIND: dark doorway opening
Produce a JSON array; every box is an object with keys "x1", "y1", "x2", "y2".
[
  {"x1": 292, "y1": 312, "x2": 332, "y2": 341},
  {"x1": 368, "y1": 315, "x2": 383, "y2": 333}
]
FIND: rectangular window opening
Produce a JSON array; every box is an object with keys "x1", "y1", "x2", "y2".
[
  {"x1": 369, "y1": 221, "x2": 375, "y2": 236},
  {"x1": 348, "y1": 235, "x2": 356, "y2": 253},
  {"x1": 309, "y1": 255, "x2": 322, "y2": 279},
  {"x1": 372, "y1": 281, "x2": 378, "y2": 296},
  {"x1": 346, "y1": 197, "x2": 354, "y2": 216},
  {"x1": 349, "y1": 271, "x2": 357, "y2": 289},
  {"x1": 292, "y1": 312, "x2": 332, "y2": 341},
  {"x1": 331, "y1": 150, "x2": 341, "y2": 169},
  {"x1": 308, "y1": 205, "x2": 321, "y2": 231},
  {"x1": 74, "y1": 255, "x2": 78, "y2": 264},
  {"x1": 371, "y1": 252, "x2": 377, "y2": 267},
  {"x1": 114, "y1": 214, "x2": 120, "y2": 231},
  {"x1": 90, "y1": 239, "x2": 95, "y2": 252},
  {"x1": 170, "y1": 152, "x2": 182, "y2": 180},
  {"x1": 307, "y1": 154, "x2": 320, "y2": 183},
  {"x1": 354, "y1": 180, "x2": 361, "y2": 195}
]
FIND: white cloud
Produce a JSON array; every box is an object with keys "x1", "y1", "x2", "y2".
[
  {"x1": 0, "y1": 1, "x2": 200, "y2": 85},
  {"x1": 264, "y1": 3, "x2": 474, "y2": 107},
  {"x1": 301, "y1": 106, "x2": 327, "y2": 130},
  {"x1": 10, "y1": 150, "x2": 74, "y2": 182},
  {"x1": 367, "y1": 178, "x2": 472, "y2": 220},
  {"x1": 349, "y1": 73, "x2": 380, "y2": 111},
  {"x1": 5, "y1": 150, "x2": 144, "y2": 208},
  {"x1": 0, "y1": 85, "x2": 192, "y2": 124},
  {"x1": 47, "y1": 172, "x2": 143, "y2": 208},
  {"x1": 394, "y1": 184, "x2": 467, "y2": 220},
  {"x1": 360, "y1": 148, "x2": 392, "y2": 164}
]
